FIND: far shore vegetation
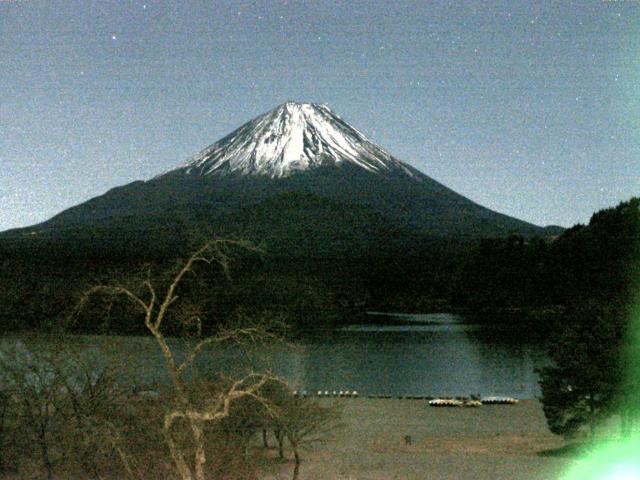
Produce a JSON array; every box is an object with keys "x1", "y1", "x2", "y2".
[{"x1": 0, "y1": 198, "x2": 636, "y2": 338}]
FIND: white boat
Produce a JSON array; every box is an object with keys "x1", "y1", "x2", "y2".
[
  {"x1": 428, "y1": 398, "x2": 463, "y2": 407},
  {"x1": 480, "y1": 396, "x2": 518, "y2": 405}
]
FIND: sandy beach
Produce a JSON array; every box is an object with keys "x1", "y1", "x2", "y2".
[{"x1": 262, "y1": 398, "x2": 574, "y2": 480}]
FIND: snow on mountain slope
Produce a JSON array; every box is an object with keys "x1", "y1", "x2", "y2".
[{"x1": 166, "y1": 102, "x2": 419, "y2": 179}]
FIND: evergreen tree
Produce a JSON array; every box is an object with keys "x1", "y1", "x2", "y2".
[{"x1": 538, "y1": 301, "x2": 625, "y2": 438}]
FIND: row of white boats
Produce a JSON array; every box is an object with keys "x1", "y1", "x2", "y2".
[
  {"x1": 291, "y1": 390, "x2": 518, "y2": 406},
  {"x1": 293, "y1": 390, "x2": 360, "y2": 397},
  {"x1": 428, "y1": 396, "x2": 519, "y2": 407}
]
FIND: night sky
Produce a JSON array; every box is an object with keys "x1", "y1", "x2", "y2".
[{"x1": 1, "y1": 0, "x2": 638, "y2": 231}]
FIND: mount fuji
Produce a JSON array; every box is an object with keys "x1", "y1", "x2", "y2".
[
  {"x1": 1, "y1": 102, "x2": 550, "y2": 258},
  {"x1": 167, "y1": 101, "x2": 419, "y2": 179}
]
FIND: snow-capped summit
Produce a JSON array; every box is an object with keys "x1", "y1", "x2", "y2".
[{"x1": 167, "y1": 102, "x2": 418, "y2": 179}]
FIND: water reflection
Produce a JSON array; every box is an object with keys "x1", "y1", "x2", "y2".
[
  {"x1": 2, "y1": 313, "x2": 548, "y2": 399},
  {"x1": 145, "y1": 313, "x2": 548, "y2": 398},
  {"x1": 289, "y1": 313, "x2": 547, "y2": 398}
]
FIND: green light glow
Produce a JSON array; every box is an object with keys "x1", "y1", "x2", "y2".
[
  {"x1": 560, "y1": 436, "x2": 640, "y2": 480},
  {"x1": 560, "y1": 299, "x2": 640, "y2": 480},
  {"x1": 603, "y1": 464, "x2": 640, "y2": 480}
]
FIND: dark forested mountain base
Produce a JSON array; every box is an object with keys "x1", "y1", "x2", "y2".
[{"x1": 0, "y1": 198, "x2": 637, "y2": 336}]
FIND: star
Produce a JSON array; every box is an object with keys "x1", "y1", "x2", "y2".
[{"x1": 111, "y1": 35, "x2": 117, "y2": 40}]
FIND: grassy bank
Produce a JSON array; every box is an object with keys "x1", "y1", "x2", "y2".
[{"x1": 261, "y1": 399, "x2": 573, "y2": 480}]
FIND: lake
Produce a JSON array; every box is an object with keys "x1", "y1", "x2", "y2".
[
  {"x1": 278, "y1": 313, "x2": 549, "y2": 399},
  {"x1": 1, "y1": 313, "x2": 549, "y2": 399}
]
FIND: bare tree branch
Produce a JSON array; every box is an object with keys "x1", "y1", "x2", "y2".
[
  {"x1": 77, "y1": 237, "x2": 279, "y2": 480},
  {"x1": 82, "y1": 285, "x2": 151, "y2": 317}
]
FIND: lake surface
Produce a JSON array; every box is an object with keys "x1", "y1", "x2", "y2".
[
  {"x1": 2, "y1": 313, "x2": 549, "y2": 399},
  {"x1": 279, "y1": 313, "x2": 548, "y2": 399}
]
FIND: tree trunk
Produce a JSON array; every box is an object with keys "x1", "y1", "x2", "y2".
[
  {"x1": 38, "y1": 420, "x2": 53, "y2": 480},
  {"x1": 275, "y1": 429, "x2": 284, "y2": 459},
  {"x1": 262, "y1": 428, "x2": 268, "y2": 448},
  {"x1": 41, "y1": 441, "x2": 53, "y2": 480},
  {"x1": 191, "y1": 421, "x2": 207, "y2": 480},
  {"x1": 92, "y1": 464, "x2": 102, "y2": 480},
  {"x1": 292, "y1": 445, "x2": 301, "y2": 480},
  {"x1": 164, "y1": 419, "x2": 194, "y2": 480}
]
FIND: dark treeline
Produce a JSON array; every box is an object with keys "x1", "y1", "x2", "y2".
[
  {"x1": 0, "y1": 197, "x2": 637, "y2": 336},
  {"x1": 533, "y1": 198, "x2": 640, "y2": 439},
  {"x1": 452, "y1": 197, "x2": 639, "y2": 335}
]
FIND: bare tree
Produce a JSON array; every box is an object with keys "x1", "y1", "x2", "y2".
[
  {"x1": 79, "y1": 239, "x2": 286, "y2": 480},
  {"x1": 59, "y1": 353, "x2": 131, "y2": 480},
  {"x1": 0, "y1": 341, "x2": 140, "y2": 480},
  {"x1": 260, "y1": 382, "x2": 343, "y2": 480},
  {"x1": 281, "y1": 399, "x2": 342, "y2": 480},
  {"x1": 0, "y1": 344, "x2": 67, "y2": 480}
]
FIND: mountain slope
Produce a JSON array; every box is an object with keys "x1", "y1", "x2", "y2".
[{"x1": 0, "y1": 102, "x2": 548, "y2": 257}]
